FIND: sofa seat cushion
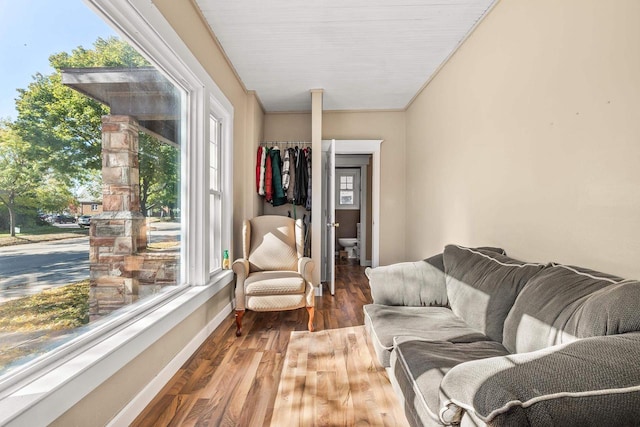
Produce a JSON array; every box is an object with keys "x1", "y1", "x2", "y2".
[
  {"x1": 390, "y1": 339, "x2": 509, "y2": 427},
  {"x1": 443, "y1": 245, "x2": 546, "y2": 343},
  {"x1": 245, "y1": 271, "x2": 305, "y2": 295},
  {"x1": 363, "y1": 304, "x2": 490, "y2": 367},
  {"x1": 439, "y1": 333, "x2": 640, "y2": 426},
  {"x1": 503, "y1": 263, "x2": 640, "y2": 353}
]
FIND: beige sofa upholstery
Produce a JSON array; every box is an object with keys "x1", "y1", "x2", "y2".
[{"x1": 232, "y1": 215, "x2": 315, "y2": 336}]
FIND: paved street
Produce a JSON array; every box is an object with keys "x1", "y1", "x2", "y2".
[
  {"x1": 0, "y1": 220, "x2": 181, "y2": 303},
  {"x1": 0, "y1": 237, "x2": 90, "y2": 303}
]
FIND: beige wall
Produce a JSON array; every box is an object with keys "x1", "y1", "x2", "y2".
[
  {"x1": 405, "y1": 0, "x2": 640, "y2": 279},
  {"x1": 324, "y1": 111, "x2": 406, "y2": 265}
]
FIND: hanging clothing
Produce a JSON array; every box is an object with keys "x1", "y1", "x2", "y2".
[
  {"x1": 282, "y1": 148, "x2": 291, "y2": 192},
  {"x1": 294, "y1": 147, "x2": 308, "y2": 206},
  {"x1": 270, "y1": 147, "x2": 288, "y2": 207},
  {"x1": 256, "y1": 146, "x2": 263, "y2": 194},
  {"x1": 257, "y1": 146, "x2": 267, "y2": 196},
  {"x1": 287, "y1": 147, "x2": 296, "y2": 203},
  {"x1": 265, "y1": 149, "x2": 273, "y2": 202},
  {"x1": 305, "y1": 148, "x2": 312, "y2": 211}
]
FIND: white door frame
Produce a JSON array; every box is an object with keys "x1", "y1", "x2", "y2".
[
  {"x1": 323, "y1": 139, "x2": 382, "y2": 268},
  {"x1": 335, "y1": 157, "x2": 370, "y2": 266}
]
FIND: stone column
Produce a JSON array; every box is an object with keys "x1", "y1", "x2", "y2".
[{"x1": 89, "y1": 115, "x2": 147, "y2": 318}]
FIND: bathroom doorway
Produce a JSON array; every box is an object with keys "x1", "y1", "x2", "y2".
[
  {"x1": 335, "y1": 159, "x2": 370, "y2": 267},
  {"x1": 320, "y1": 140, "x2": 381, "y2": 291}
]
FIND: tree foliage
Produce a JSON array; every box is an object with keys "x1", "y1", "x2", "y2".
[
  {"x1": 13, "y1": 37, "x2": 149, "y2": 176},
  {"x1": 0, "y1": 124, "x2": 73, "y2": 235},
  {"x1": 12, "y1": 37, "x2": 178, "y2": 217}
]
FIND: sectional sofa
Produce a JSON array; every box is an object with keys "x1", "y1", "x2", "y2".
[{"x1": 364, "y1": 245, "x2": 640, "y2": 426}]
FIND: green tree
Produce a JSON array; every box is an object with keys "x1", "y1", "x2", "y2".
[
  {"x1": 139, "y1": 135, "x2": 179, "y2": 217},
  {"x1": 0, "y1": 124, "x2": 72, "y2": 236},
  {"x1": 13, "y1": 37, "x2": 178, "y2": 216},
  {"x1": 14, "y1": 37, "x2": 148, "y2": 175}
]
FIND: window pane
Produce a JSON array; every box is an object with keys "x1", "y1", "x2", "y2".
[
  {"x1": 210, "y1": 193, "x2": 222, "y2": 271},
  {"x1": 0, "y1": 2, "x2": 184, "y2": 376}
]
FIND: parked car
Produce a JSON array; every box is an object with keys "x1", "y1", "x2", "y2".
[
  {"x1": 53, "y1": 214, "x2": 76, "y2": 224},
  {"x1": 77, "y1": 215, "x2": 92, "y2": 228}
]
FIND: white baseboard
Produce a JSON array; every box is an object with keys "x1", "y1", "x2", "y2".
[
  {"x1": 315, "y1": 284, "x2": 323, "y2": 296},
  {"x1": 109, "y1": 301, "x2": 233, "y2": 426}
]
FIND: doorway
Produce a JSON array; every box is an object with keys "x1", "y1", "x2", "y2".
[{"x1": 319, "y1": 140, "x2": 382, "y2": 292}]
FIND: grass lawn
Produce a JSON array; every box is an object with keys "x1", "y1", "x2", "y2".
[
  {"x1": 0, "y1": 281, "x2": 90, "y2": 371},
  {"x1": 0, "y1": 281, "x2": 90, "y2": 332},
  {"x1": 0, "y1": 226, "x2": 88, "y2": 247}
]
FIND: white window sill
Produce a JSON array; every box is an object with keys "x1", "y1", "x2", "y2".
[{"x1": 0, "y1": 270, "x2": 234, "y2": 426}]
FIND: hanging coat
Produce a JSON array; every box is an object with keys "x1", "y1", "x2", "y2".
[
  {"x1": 282, "y1": 148, "x2": 291, "y2": 192},
  {"x1": 256, "y1": 146, "x2": 263, "y2": 194},
  {"x1": 294, "y1": 147, "x2": 308, "y2": 205},
  {"x1": 265, "y1": 148, "x2": 273, "y2": 202},
  {"x1": 287, "y1": 147, "x2": 296, "y2": 203},
  {"x1": 270, "y1": 148, "x2": 288, "y2": 206},
  {"x1": 258, "y1": 146, "x2": 267, "y2": 196}
]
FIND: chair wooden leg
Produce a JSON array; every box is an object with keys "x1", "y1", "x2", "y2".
[
  {"x1": 306, "y1": 306, "x2": 315, "y2": 332},
  {"x1": 235, "y1": 310, "x2": 245, "y2": 337}
]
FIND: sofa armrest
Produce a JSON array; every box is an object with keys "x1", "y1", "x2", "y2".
[
  {"x1": 232, "y1": 258, "x2": 249, "y2": 311},
  {"x1": 438, "y1": 333, "x2": 640, "y2": 426},
  {"x1": 364, "y1": 254, "x2": 448, "y2": 307}
]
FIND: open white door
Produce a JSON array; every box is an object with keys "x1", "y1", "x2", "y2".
[
  {"x1": 321, "y1": 139, "x2": 337, "y2": 295},
  {"x1": 327, "y1": 139, "x2": 336, "y2": 295}
]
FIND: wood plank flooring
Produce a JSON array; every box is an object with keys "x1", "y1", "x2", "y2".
[{"x1": 132, "y1": 261, "x2": 407, "y2": 426}]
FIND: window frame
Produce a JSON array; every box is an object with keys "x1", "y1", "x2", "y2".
[{"x1": 0, "y1": 0, "x2": 234, "y2": 423}]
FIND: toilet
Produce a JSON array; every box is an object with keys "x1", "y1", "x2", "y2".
[{"x1": 338, "y1": 237, "x2": 358, "y2": 259}]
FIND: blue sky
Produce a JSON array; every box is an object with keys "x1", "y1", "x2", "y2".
[{"x1": 0, "y1": 1, "x2": 116, "y2": 120}]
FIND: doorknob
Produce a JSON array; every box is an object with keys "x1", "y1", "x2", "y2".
[{"x1": 327, "y1": 222, "x2": 340, "y2": 228}]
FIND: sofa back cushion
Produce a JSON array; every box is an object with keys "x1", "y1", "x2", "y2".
[
  {"x1": 365, "y1": 247, "x2": 505, "y2": 307},
  {"x1": 443, "y1": 245, "x2": 545, "y2": 343},
  {"x1": 503, "y1": 263, "x2": 640, "y2": 353},
  {"x1": 366, "y1": 254, "x2": 449, "y2": 307}
]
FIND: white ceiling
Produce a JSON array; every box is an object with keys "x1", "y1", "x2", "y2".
[{"x1": 194, "y1": 0, "x2": 496, "y2": 112}]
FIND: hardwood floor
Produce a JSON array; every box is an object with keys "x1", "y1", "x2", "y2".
[{"x1": 132, "y1": 260, "x2": 407, "y2": 426}]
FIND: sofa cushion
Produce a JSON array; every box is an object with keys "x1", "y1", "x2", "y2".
[
  {"x1": 503, "y1": 263, "x2": 640, "y2": 353},
  {"x1": 439, "y1": 332, "x2": 640, "y2": 426},
  {"x1": 365, "y1": 254, "x2": 449, "y2": 307},
  {"x1": 390, "y1": 339, "x2": 509, "y2": 426},
  {"x1": 363, "y1": 304, "x2": 489, "y2": 367},
  {"x1": 364, "y1": 247, "x2": 505, "y2": 308},
  {"x1": 443, "y1": 245, "x2": 545, "y2": 343}
]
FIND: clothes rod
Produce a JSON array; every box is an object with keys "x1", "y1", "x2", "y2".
[{"x1": 259, "y1": 141, "x2": 311, "y2": 147}]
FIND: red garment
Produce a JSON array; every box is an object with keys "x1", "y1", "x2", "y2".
[
  {"x1": 265, "y1": 150, "x2": 273, "y2": 202},
  {"x1": 256, "y1": 146, "x2": 263, "y2": 193}
]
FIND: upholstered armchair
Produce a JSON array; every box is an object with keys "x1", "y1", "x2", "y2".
[{"x1": 232, "y1": 215, "x2": 315, "y2": 336}]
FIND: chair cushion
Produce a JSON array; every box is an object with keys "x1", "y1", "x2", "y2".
[
  {"x1": 363, "y1": 304, "x2": 490, "y2": 367},
  {"x1": 245, "y1": 271, "x2": 305, "y2": 295},
  {"x1": 248, "y1": 216, "x2": 299, "y2": 272},
  {"x1": 443, "y1": 245, "x2": 545, "y2": 343},
  {"x1": 246, "y1": 294, "x2": 306, "y2": 312},
  {"x1": 390, "y1": 339, "x2": 509, "y2": 426},
  {"x1": 503, "y1": 263, "x2": 640, "y2": 353}
]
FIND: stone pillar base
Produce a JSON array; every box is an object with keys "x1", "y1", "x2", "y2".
[{"x1": 89, "y1": 211, "x2": 147, "y2": 317}]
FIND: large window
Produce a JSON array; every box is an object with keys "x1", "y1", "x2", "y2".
[
  {"x1": 0, "y1": 0, "x2": 233, "y2": 423},
  {"x1": 0, "y1": 0, "x2": 234, "y2": 381}
]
